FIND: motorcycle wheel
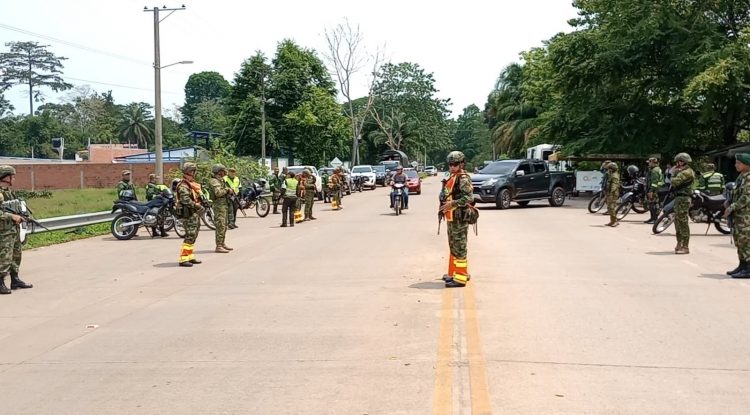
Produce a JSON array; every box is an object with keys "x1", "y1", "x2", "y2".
[
  {"x1": 201, "y1": 208, "x2": 216, "y2": 230},
  {"x1": 715, "y1": 217, "x2": 731, "y2": 235},
  {"x1": 174, "y1": 218, "x2": 187, "y2": 238},
  {"x1": 395, "y1": 197, "x2": 401, "y2": 216},
  {"x1": 111, "y1": 213, "x2": 139, "y2": 240},
  {"x1": 632, "y1": 199, "x2": 648, "y2": 214},
  {"x1": 615, "y1": 201, "x2": 633, "y2": 220},
  {"x1": 256, "y1": 197, "x2": 270, "y2": 218},
  {"x1": 163, "y1": 214, "x2": 176, "y2": 231},
  {"x1": 652, "y1": 212, "x2": 676, "y2": 234},
  {"x1": 588, "y1": 193, "x2": 604, "y2": 213}
]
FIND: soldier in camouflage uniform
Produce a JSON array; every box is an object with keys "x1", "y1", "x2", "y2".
[
  {"x1": 269, "y1": 167, "x2": 282, "y2": 214},
  {"x1": 605, "y1": 162, "x2": 621, "y2": 227},
  {"x1": 670, "y1": 153, "x2": 696, "y2": 254},
  {"x1": 302, "y1": 169, "x2": 317, "y2": 221},
  {"x1": 0, "y1": 165, "x2": 33, "y2": 294},
  {"x1": 644, "y1": 157, "x2": 664, "y2": 224},
  {"x1": 176, "y1": 163, "x2": 203, "y2": 267},
  {"x1": 725, "y1": 153, "x2": 750, "y2": 278},
  {"x1": 329, "y1": 167, "x2": 343, "y2": 210},
  {"x1": 116, "y1": 170, "x2": 137, "y2": 200},
  {"x1": 209, "y1": 164, "x2": 233, "y2": 253},
  {"x1": 145, "y1": 173, "x2": 168, "y2": 238},
  {"x1": 440, "y1": 151, "x2": 475, "y2": 288}
]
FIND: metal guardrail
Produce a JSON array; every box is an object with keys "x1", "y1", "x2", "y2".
[{"x1": 33, "y1": 211, "x2": 115, "y2": 233}]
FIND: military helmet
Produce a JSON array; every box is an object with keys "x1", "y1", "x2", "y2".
[
  {"x1": 0, "y1": 165, "x2": 16, "y2": 179},
  {"x1": 211, "y1": 163, "x2": 227, "y2": 174},
  {"x1": 182, "y1": 162, "x2": 197, "y2": 174},
  {"x1": 626, "y1": 165, "x2": 639, "y2": 177},
  {"x1": 303, "y1": 168, "x2": 311, "y2": 175},
  {"x1": 607, "y1": 162, "x2": 619, "y2": 171},
  {"x1": 446, "y1": 151, "x2": 466, "y2": 164},
  {"x1": 674, "y1": 152, "x2": 692, "y2": 163}
]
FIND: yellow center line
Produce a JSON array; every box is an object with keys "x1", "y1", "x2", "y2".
[
  {"x1": 433, "y1": 288, "x2": 454, "y2": 415},
  {"x1": 465, "y1": 283, "x2": 493, "y2": 414}
]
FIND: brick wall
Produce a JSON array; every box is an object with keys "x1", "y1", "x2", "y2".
[{"x1": 8, "y1": 162, "x2": 182, "y2": 190}]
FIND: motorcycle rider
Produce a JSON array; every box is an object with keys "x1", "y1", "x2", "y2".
[
  {"x1": 644, "y1": 157, "x2": 664, "y2": 224},
  {"x1": 116, "y1": 170, "x2": 137, "y2": 200},
  {"x1": 0, "y1": 165, "x2": 33, "y2": 294},
  {"x1": 439, "y1": 151, "x2": 475, "y2": 288},
  {"x1": 224, "y1": 167, "x2": 241, "y2": 229},
  {"x1": 671, "y1": 153, "x2": 696, "y2": 254},
  {"x1": 176, "y1": 162, "x2": 203, "y2": 267},
  {"x1": 389, "y1": 166, "x2": 410, "y2": 210},
  {"x1": 725, "y1": 153, "x2": 750, "y2": 278},
  {"x1": 145, "y1": 173, "x2": 169, "y2": 238},
  {"x1": 209, "y1": 164, "x2": 233, "y2": 253},
  {"x1": 605, "y1": 162, "x2": 621, "y2": 227},
  {"x1": 700, "y1": 163, "x2": 725, "y2": 196}
]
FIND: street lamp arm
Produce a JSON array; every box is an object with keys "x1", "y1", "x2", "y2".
[{"x1": 156, "y1": 60, "x2": 193, "y2": 69}]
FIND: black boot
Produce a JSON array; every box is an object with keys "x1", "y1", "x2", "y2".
[
  {"x1": 727, "y1": 260, "x2": 746, "y2": 276},
  {"x1": 731, "y1": 263, "x2": 750, "y2": 279},
  {"x1": 0, "y1": 276, "x2": 11, "y2": 294},
  {"x1": 10, "y1": 271, "x2": 32, "y2": 289}
]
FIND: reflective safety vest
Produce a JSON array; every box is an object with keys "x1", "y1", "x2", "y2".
[
  {"x1": 224, "y1": 176, "x2": 241, "y2": 193},
  {"x1": 702, "y1": 171, "x2": 724, "y2": 195},
  {"x1": 283, "y1": 177, "x2": 298, "y2": 194}
]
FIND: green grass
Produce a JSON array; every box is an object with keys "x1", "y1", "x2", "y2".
[
  {"x1": 28, "y1": 188, "x2": 146, "y2": 219},
  {"x1": 24, "y1": 222, "x2": 111, "y2": 250}
]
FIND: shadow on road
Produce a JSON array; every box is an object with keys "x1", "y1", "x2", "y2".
[
  {"x1": 697, "y1": 273, "x2": 732, "y2": 280},
  {"x1": 409, "y1": 281, "x2": 445, "y2": 290},
  {"x1": 152, "y1": 262, "x2": 180, "y2": 268},
  {"x1": 645, "y1": 251, "x2": 675, "y2": 256}
]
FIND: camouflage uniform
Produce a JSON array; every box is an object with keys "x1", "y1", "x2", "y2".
[
  {"x1": 329, "y1": 170, "x2": 343, "y2": 209},
  {"x1": 645, "y1": 162, "x2": 664, "y2": 223},
  {"x1": 671, "y1": 164, "x2": 696, "y2": 250},
  {"x1": 302, "y1": 173, "x2": 316, "y2": 220},
  {"x1": 731, "y1": 170, "x2": 750, "y2": 262},
  {"x1": 116, "y1": 180, "x2": 136, "y2": 200},
  {"x1": 0, "y1": 166, "x2": 32, "y2": 292},
  {"x1": 176, "y1": 164, "x2": 203, "y2": 266},
  {"x1": 269, "y1": 170, "x2": 282, "y2": 214},
  {"x1": 209, "y1": 168, "x2": 232, "y2": 251},
  {"x1": 605, "y1": 165, "x2": 620, "y2": 225},
  {"x1": 145, "y1": 179, "x2": 168, "y2": 237},
  {"x1": 321, "y1": 172, "x2": 331, "y2": 203},
  {"x1": 443, "y1": 151, "x2": 475, "y2": 288}
]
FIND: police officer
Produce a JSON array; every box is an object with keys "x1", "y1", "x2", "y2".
[
  {"x1": 0, "y1": 165, "x2": 33, "y2": 293},
  {"x1": 224, "y1": 167, "x2": 241, "y2": 229},
  {"x1": 176, "y1": 163, "x2": 203, "y2": 267},
  {"x1": 700, "y1": 163, "x2": 725, "y2": 196},
  {"x1": 116, "y1": 170, "x2": 137, "y2": 200},
  {"x1": 671, "y1": 153, "x2": 696, "y2": 254},
  {"x1": 145, "y1": 173, "x2": 169, "y2": 238},
  {"x1": 644, "y1": 157, "x2": 664, "y2": 224},
  {"x1": 302, "y1": 169, "x2": 317, "y2": 221},
  {"x1": 281, "y1": 171, "x2": 299, "y2": 227},
  {"x1": 209, "y1": 164, "x2": 233, "y2": 253},
  {"x1": 726, "y1": 153, "x2": 750, "y2": 278},
  {"x1": 439, "y1": 151, "x2": 474, "y2": 288},
  {"x1": 605, "y1": 162, "x2": 621, "y2": 227}
]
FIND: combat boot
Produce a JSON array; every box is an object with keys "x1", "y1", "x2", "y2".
[
  {"x1": 444, "y1": 279, "x2": 466, "y2": 288},
  {"x1": 727, "y1": 260, "x2": 746, "y2": 276},
  {"x1": 732, "y1": 263, "x2": 750, "y2": 279},
  {"x1": 221, "y1": 244, "x2": 234, "y2": 251},
  {"x1": 10, "y1": 271, "x2": 32, "y2": 289},
  {"x1": 0, "y1": 276, "x2": 11, "y2": 294},
  {"x1": 215, "y1": 246, "x2": 230, "y2": 253},
  {"x1": 675, "y1": 244, "x2": 690, "y2": 255}
]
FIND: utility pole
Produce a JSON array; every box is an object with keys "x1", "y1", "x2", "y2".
[
  {"x1": 144, "y1": 5, "x2": 187, "y2": 180},
  {"x1": 260, "y1": 74, "x2": 266, "y2": 168}
]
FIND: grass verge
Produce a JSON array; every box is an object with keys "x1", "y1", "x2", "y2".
[
  {"x1": 24, "y1": 222, "x2": 111, "y2": 250},
  {"x1": 28, "y1": 188, "x2": 146, "y2": 219}
]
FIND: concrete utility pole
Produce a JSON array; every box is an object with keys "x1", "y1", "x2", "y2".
[{"x1": 144, "y1": 5, "x2": 188, "y2": 180}]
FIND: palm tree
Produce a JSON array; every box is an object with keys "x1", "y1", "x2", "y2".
[
  {"x1": 485, "y1": 63, "x2": 539, "y2": 157},
  {"x1": 119, "y1": 104, "x2": 153, "y2": 149}
]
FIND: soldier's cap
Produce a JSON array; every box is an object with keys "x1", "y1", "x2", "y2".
[
  {"x1": 0, "y1": 165, "x2": 16, "y2": 178},
  {"x1": 148, "y1": 173, "x2": 156, "y2": 178},
  {"x1": 228, "y1": 167, "x2": 236, "y2": 173},
  {"x1": 736, "y1": 153, "x2": 750, "y2": 166},
  {"x1": 122, "y1": 170, "x2": 131, "y2": 176},
  {"x1": 647, "y1": 157, "x2": 659, "y2": 163}
]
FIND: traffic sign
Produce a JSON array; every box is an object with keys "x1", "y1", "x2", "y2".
[{"x1": 330, "y1": 157, "x2": 343, "y2": 167}]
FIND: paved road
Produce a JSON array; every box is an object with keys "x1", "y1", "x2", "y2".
[{"x1": 1, "y1": 178, "x2": 749, "y2": 414}]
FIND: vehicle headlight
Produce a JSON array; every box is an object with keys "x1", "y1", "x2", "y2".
[{"x1": 482, "y1": 177, "x2": 499, "y2": 187}]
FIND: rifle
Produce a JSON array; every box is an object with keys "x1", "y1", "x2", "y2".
[
  {"x1": 1, "y1": 201, "x2": 50, "y2": 232},
  {"x1": 437, "y1": 178, "x2": 447, "y2": 235}
]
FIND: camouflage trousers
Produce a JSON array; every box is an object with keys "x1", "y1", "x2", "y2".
[
  {"x1": 646, "y1": 191, "x2": 661, "y2": 212},
  {"x1": 732, "y1": 224, "x2": 750, "y2": 261},
  {"x1": 447, "y1": 220, "x2": 469, "y2": 259},
  {"x1": 182, "y1": 213, "x2": 200, "y2": 245},
  {"x1": 674, "y1": 196, "x2": 691, "y2": 246},
  {"x1": 0, "y1": 229, "x2": 20, "y2": 277},
  {"x1": 332, "y1": 187, "x2": 342, "y2": 206},
  {"x1": 606, "y1": 192, "x2": 618, "y2": 222},
  {"x1": 213, "y1": 201, "x2": 229, "y2": 246},
  {"x1": 304, "y1": 189, "x2": 315, "y2": 219},
  {"x1": 272, "y1": 190, "x2": 281, "y2": 212}
]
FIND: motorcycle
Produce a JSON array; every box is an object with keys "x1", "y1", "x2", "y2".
[
  {"x1": 352, "y1": 175, "x2": 366, "y2": 192},
  {"x1": 200, "y1": 189, "x2": 216, "y2": 230},
  {"x1": 236, "y1": 179, "x2": 271, "y2": 217},
  {"x1": 391, "y1": 183, "x2": 406, "y2": 216},
  {"x1": 588, "y1": 189, "x2": 605, "y2": 214},
  {"x1": 110, "y1": 188, "x2": 184, "y2": 240},
  {"x1": 615, "y1": 178, "x2": 649, "y2": 220},
  {"x1": 652, "y1": 183, "x2": 733, "y2": 235}
]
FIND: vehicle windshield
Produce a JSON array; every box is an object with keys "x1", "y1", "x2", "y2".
[
  {"x1": 382, "y1": 163, "x2": 400, "y2": 171},
  {"x1": 352, "y1": 166, "x2": 371, "y2": 173},
  {"x1": 479, "y1": 161, "x2": 517, "y2": 175},
  {"x1": 373, "y1": 165, "x2": 385, "y2": 173},
  {"x1": 426, "y1": 166, "x2": 435, "y2": 170},
  {"x1": 406, "y1": 170, "x2": 418, "y2": 178}
]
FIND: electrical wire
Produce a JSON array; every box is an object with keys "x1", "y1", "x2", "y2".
[{"x1": 65, "y1": 76, "x2": 182, "y2": 95}]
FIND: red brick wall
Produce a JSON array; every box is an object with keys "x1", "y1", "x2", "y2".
[{"x1": 8, "y1": 162, "x2": 181, "y2": 190}]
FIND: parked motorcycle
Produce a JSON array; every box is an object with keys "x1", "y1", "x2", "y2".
[
  {"x1": 236, "y1": 179, "x2": 271, "y2": 217},
  {"x1": 588, "y1": 190, "x2": 605, "y2": 214},
  {"x1": 652, "y1": 183, "x2": 733, "y2": 235},
  {"x1": 391, "y1": 183, "x2": 406, "y2": 216},
  {"x1": 111, "y1": 189, "x2": 184, "y2": 240},
  {"x1": 352, "y1": 175, "x2": 366, "y2": 192},
  {"x1": 199, "y1": 189, "x2": 216, "y2": 230},
  {"x1": 615, "y1": 178, "x2": 649, "y2": 220}
]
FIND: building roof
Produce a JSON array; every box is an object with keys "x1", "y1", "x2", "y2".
[{"x1": 113, "y1": 146, "x2": 197, "y2": 163}]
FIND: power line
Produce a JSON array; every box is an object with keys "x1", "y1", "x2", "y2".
[
  {"x1": 65, "y1": 76, "x2": 181, "y2": 95},
  {"x1": 0, "y1": 22, "x2": 151, "y2": 65}
]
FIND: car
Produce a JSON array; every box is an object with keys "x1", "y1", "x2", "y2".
[
  {"x1": 404, "y1": 168, "x2": 422, "y2": 194},
  {"x1": 286, "y1": 165, "x2": 323, "y2": 200},
  {"x1": 319, "y1": 167, "x2": 353, "y2": 195},
  {"x1": 425, "y1": 166, "x2": 437, "y2": 176},
  {"x1": 373, "y1": 164, "x2": 387, "y2": 186},
  {"x1": 350, "y1": 165, "x2": 377, "y2": 190}
]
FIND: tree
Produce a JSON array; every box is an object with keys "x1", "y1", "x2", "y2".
[
  {"x1": 226, "y1": 52, "x2": 274, "y2": 157},
  {"x1": 485, "y1": 63, "x2": 539, "y2": 157},
  {"x1": 454, "y1": 104, "x2": 490, "y2": 167},
  {"x1": 182, "y1": 71, "x2": 231, "y2": 132},
  {"x1": 119, "y1": 103, "x2": 153, "y2": 149},
  {"x1": 0, "y1": 41, "x2": 72, "y2": 114}
]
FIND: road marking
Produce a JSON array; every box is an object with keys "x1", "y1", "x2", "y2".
[
  {"x1": 433, "y1": 288, "x2": 454, "y2": 415},
  {"x1": 682, "y1": 260, "x2": 699, "y2": 268},
  {"x1": 464, "y1": 284, "x2": 493, "y2": 415}
]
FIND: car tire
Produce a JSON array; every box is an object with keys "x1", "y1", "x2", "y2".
[
  {"x1": 517, "y1": 201, "x2": 530, "y2": 207},
  {"x1": 496, "y1": 188, "x2": 511, "y2": 209},
  {"x1": 548, "y1": 187, "x2": 566, "y2": 207}
]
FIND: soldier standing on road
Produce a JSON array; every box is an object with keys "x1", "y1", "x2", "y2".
[
  {"x1": 302, "y1": 169, "x2": 317, "y2": 221},
  {"x1": 725, "y1": 153, "x2": 750, "y2": 278},
  {"x1": 329, "y1": 167, "x2": 343, "y2": 210},
  {"x1": 281, "y1": 171, "x2": 299, "y2": 227},
  {"x1": 440, "y1": 151, "x2": 475, "y2": 288},
  {"x1": 0, "y1": 165, "x2": 33, "y2": 294},
  {"x1": 605, "y1": 162, "x2": 621, "y2": 227},
  {"x1": 700, "y1": 163, "x2": 725, "y2": 196},
  {"x1": 116, "y1": 170, "x2": 137, "y2": 200},
  {"x1": 269, "y1": 167, "x2": 282, "y2": 214},
  {"x1": 644, "y1": 157, "x2": 664, "y2": 224},
  {"x1": 670, "y1": 153, "x2": 696, "y2": 254},
  {"x1": 321, "y1": 169, "x2": 331, "y2": 203},
  {"x1": 224, "y1": 167, "x2": 241, "y2": 229},
  {"x1": 176, "y1": 162, "x2": 203, "y2": 267},
  {"x1": 145, "y1": 173, "x2": 169, "y2": 238},
  {"x1": 209, "y1": 164, "x2": 233, "y2": 253}
]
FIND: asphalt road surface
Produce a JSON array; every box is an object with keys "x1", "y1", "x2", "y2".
[{"x1": 1, "y1": 178, "x2": 749, "y2": 414}]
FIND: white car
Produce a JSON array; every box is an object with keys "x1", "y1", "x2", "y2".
[
  {"x1": 425, "y1": 166, "x2": 438, "y2": 176},
  {"x1": 351, "y1": 165, "x2": 377, "y2": 190},
  {"x1": 286, "y1": 165, "x2": 323, "y2": 200}
]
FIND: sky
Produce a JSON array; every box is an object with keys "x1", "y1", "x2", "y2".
[{"x1": 0, "y1": 0, "x2": 578, "y2": 118}]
